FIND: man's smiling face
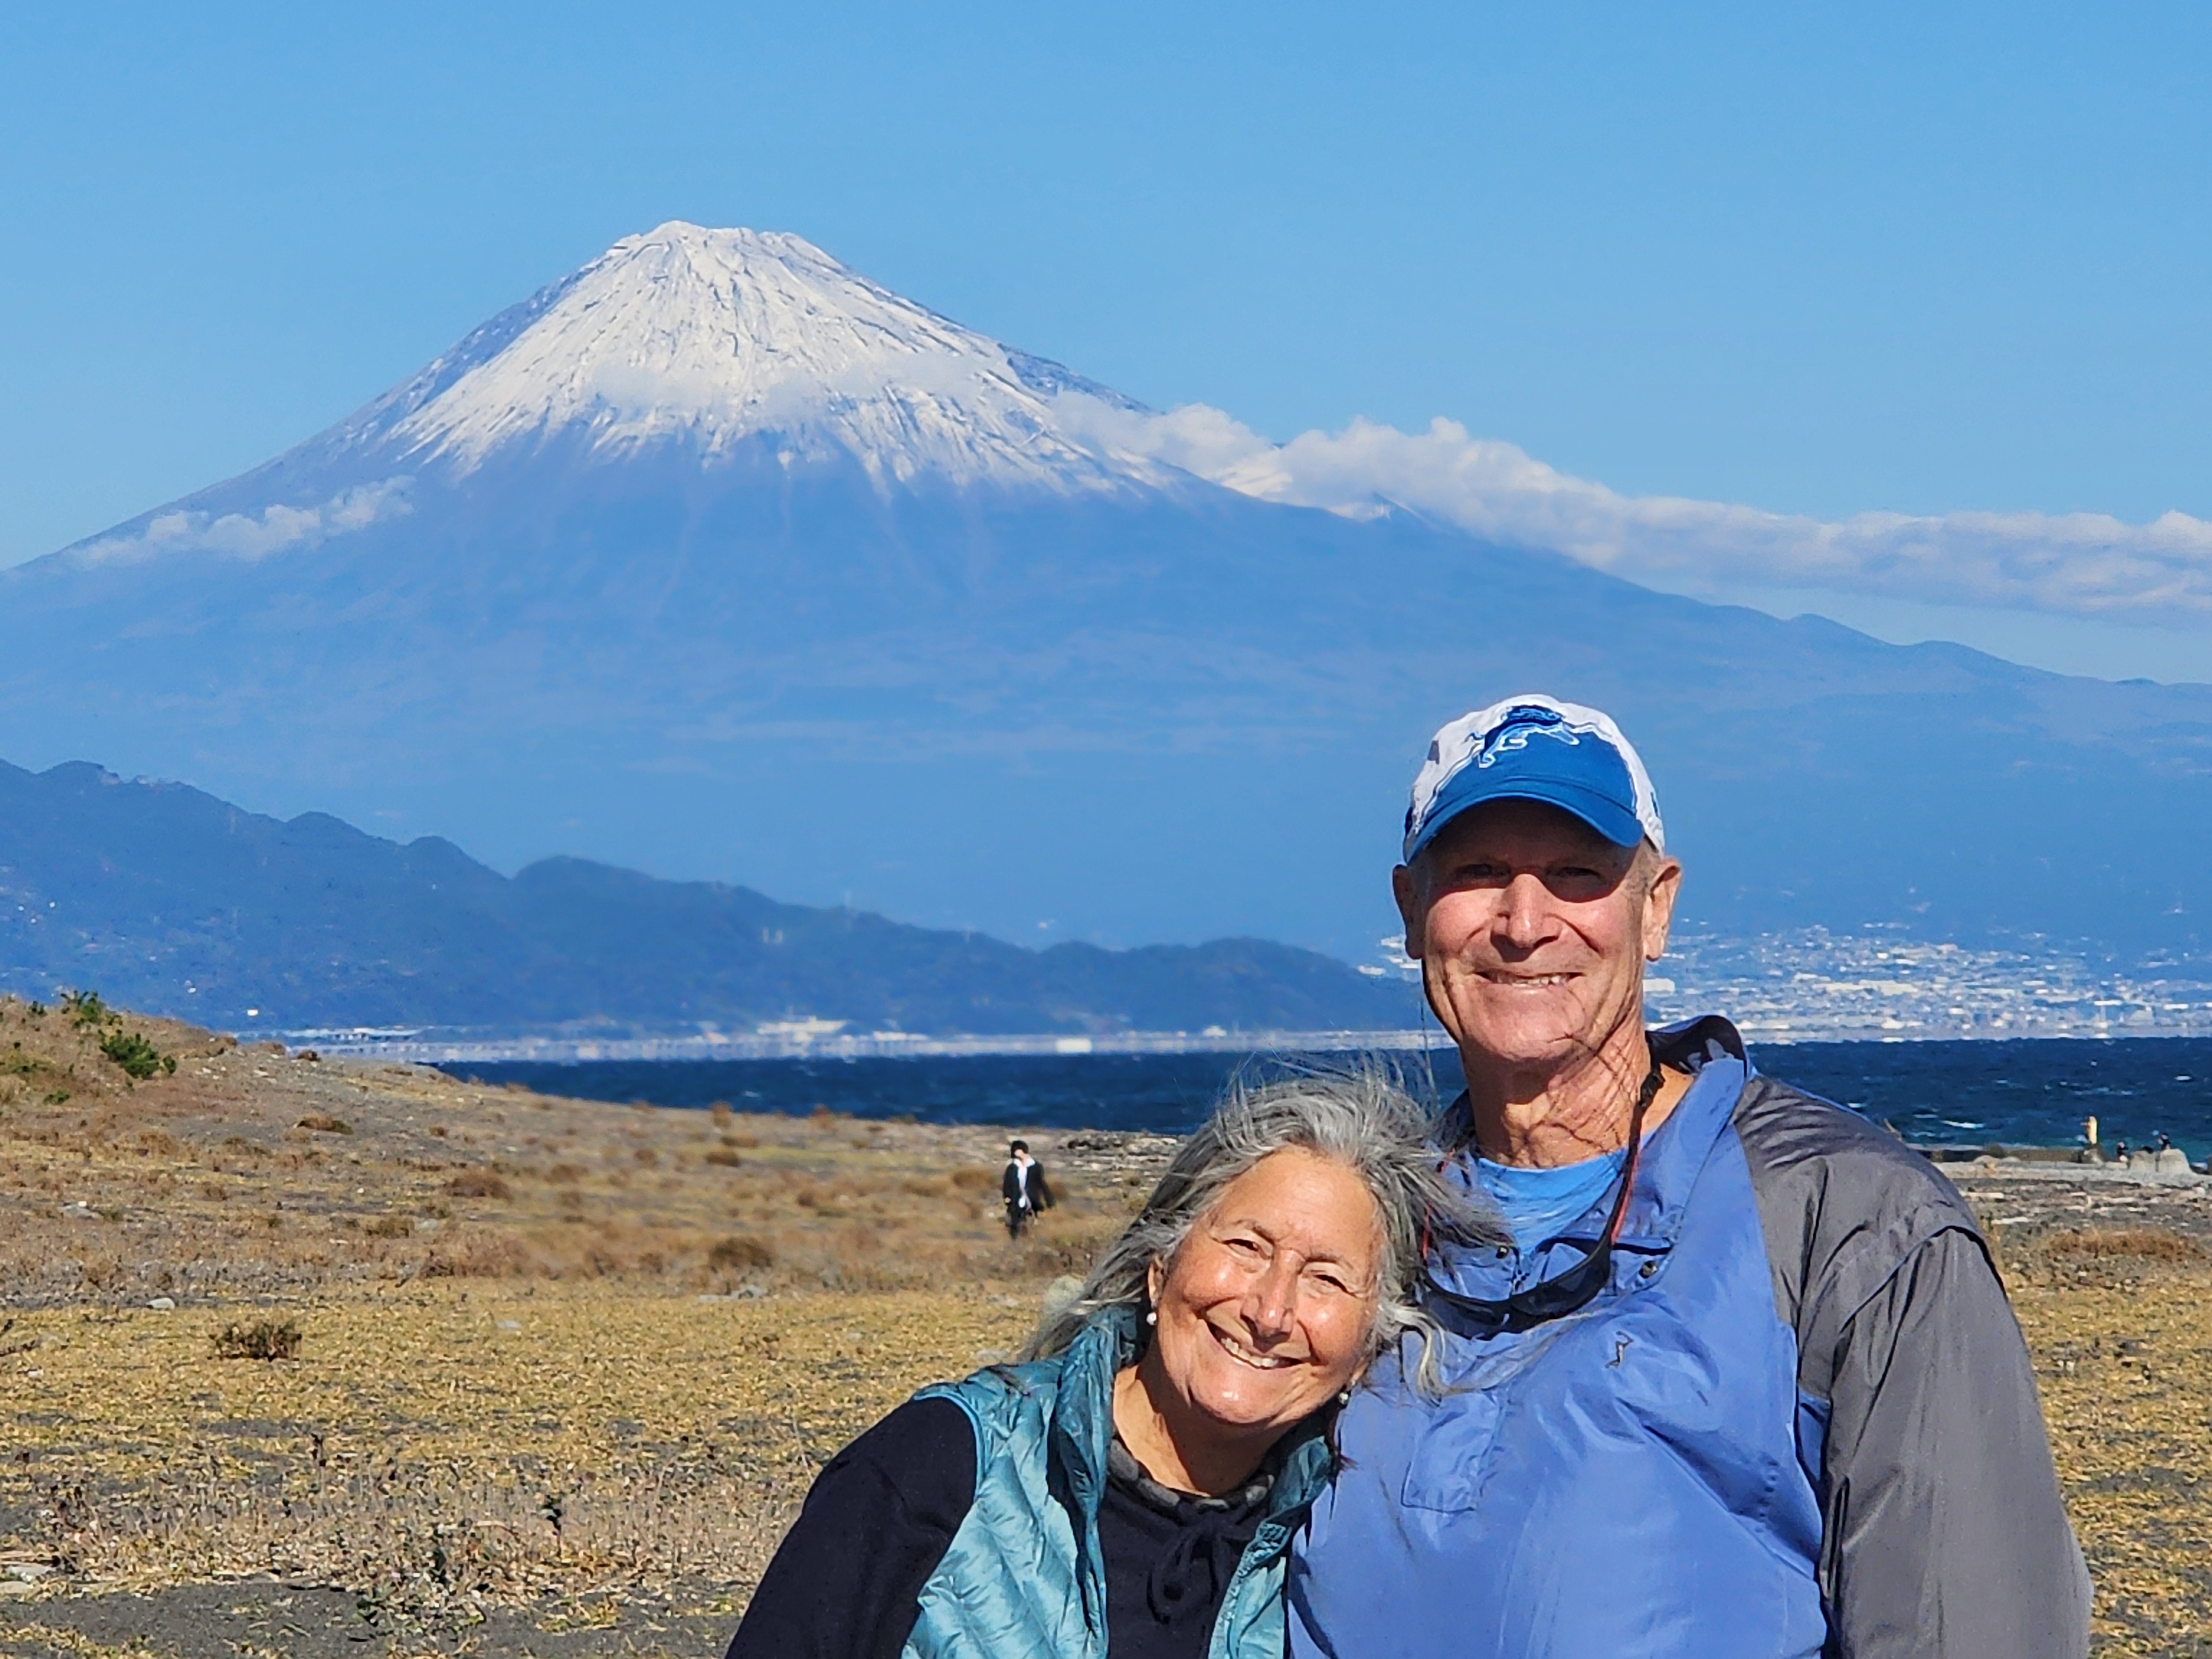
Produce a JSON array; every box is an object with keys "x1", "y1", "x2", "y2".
[{"x1": 1394, "y1": 799, "x2": 1679, "y2": 1077}]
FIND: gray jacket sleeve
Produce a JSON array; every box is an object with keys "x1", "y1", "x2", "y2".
[
  {"x1": 1735, "y1": 1079, "x2": 2091, "y2": 1658},
  {"x1": 1817, "y1": 1228, "x2": 2090, "y2": 1657}
]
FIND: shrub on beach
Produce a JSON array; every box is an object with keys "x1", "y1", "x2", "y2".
[
  {"x1": 212, "y1": 1319, "x2": 301, "y2": 1361},
  {"x1": 708, "y1": 1235, "x2": 774, "y2": 1272},
  {"x1": 421, "y1": 1229, "x2": 534, "y2": 1277},
  {"x1": 62, "y1": 990, "x2": 116, "y2": 1030},
  {"x1": 2001, "y1": 1222, "x2": 2211, "y2": 1288},
  {"x1": 100, "y1": 1027, "x2": 176, "y2": 1081},
  {"x1": 2043, "y1": 1227, "x2": 2205, "y2": 1264}
]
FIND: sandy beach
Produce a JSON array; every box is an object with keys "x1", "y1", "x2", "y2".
[{"x1": 1, "y1": 997, "x2": 2206, "y2": 1656}]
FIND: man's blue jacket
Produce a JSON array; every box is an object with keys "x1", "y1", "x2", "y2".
[{"x1": 1290, "y1": 1018, "x2": 2090, "y2": 1659}]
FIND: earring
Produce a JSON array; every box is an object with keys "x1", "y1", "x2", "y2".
[
  {"x1": 1145, "y1": 1310, "x2": 1158, "y2": 1326},
  {"x1": 1337, "y1": 1389, "x2": 1352, "y2": 1405}
]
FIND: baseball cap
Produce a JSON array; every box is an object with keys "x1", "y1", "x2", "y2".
[{"x1": 1402, "y1": 694, "x2": 1664, "y2": 862}]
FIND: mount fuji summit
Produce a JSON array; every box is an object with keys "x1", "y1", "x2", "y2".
[
  {"x1": 6, "y1": 221, "x2": 2212, "y2": 962},
  {"x1": 132, "y1": 223, "x2": 1167, "y2": 507}
]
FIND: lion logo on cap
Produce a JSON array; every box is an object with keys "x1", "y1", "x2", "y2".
[{"x1": 1475, "y1": 703, "x2": 1590, "y2": 769}]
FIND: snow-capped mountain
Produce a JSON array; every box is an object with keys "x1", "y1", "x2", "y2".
[
  {"x1": 66, "y1": 223, "x2": 1177, "y2": 573},
  {"x1": 6, "y1": 224, "x2": 2212, "y2": 969},
  {"x1": 337, "y1": 223, "x2": 1152, "y2": 488}
]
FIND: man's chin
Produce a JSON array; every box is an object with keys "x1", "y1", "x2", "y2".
[{"x1": 1444, "y1": 998, "x2": 1592, "y2": 1063}]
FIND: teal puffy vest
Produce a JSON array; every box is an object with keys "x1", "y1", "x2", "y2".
[{"x1": 902, "y1": 1305, "x2": 1335, "y2": 1659}]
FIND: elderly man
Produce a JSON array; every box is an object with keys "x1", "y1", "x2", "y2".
[{"x1": 1290, "y1": 695, "x2": 2089, "y2": 1658}]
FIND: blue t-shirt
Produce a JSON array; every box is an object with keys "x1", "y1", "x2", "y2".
[{"x1": 1477, "y1": 1147, "x2": 1627, "y2": 1248}]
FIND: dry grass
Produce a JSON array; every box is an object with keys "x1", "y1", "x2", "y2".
[
  {"x1": 2041, "y1": 1227, "x2": 2209, "y2": 1265},
  {"x1": 2014, "y1": 1258, "x2": 2212, "y2": 1655},
  {"x1": 6, "y1": 994, "x2": 2211, "y2": 1654},
  {"x1": 1992, "y1": 1223, "x2": 2212, "y2": 1303},
  {"x1": 0, "y1": 995, "x2": 1128, "y2": 1309},
  {"x1": 2, "y1": 1284, "x2": 1029, "y2": 1630},
  {"x1": 10, "y1": 1264, "x2": 2208, "y2": 1655},
  {"x1": 0, "y1": 993, "x2": 1142, "y2": 1645}
]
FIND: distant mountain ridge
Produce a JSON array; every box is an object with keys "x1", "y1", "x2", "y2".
[
  {"x1": 0, "y1": 758, "x2": 1418, "y2": 1035},
  {"x1": 3, "y1": 222, "x2": 2210, "y2": 963}
]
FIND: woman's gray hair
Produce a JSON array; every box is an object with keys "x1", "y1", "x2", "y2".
[{"x1": 1024, "y1": 1065, "x2": 1500, "y2": 1399}]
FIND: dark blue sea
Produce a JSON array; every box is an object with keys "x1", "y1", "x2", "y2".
[{"x1": 441, "y1": 1037, "x2": 2212, "y2": 1161}]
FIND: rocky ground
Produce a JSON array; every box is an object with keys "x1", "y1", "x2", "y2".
[{"x1": 1, "y1": 994, "x2": 2207, "y2": 1655}]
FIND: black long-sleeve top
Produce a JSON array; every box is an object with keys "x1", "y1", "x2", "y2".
[{"x1": 727, "y1": 1397, "x2": 1266, "y2": 1659}]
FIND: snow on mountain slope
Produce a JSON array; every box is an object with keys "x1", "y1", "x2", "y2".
[
  {"x1": 332, "y1": 223, "x2": 1158, "y2": 491},
  {"x1": 59, "y1": 225, "x2": 1183, "y2": 570}
]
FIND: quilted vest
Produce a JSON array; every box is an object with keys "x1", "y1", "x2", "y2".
[{"x1": 904, "y1": 1305, "x2": 1335, "y2": 1659}]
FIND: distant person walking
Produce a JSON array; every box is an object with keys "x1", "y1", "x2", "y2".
[{"x1": 1002, "y1": 1139, "x2": 1053, "y2": 1237}]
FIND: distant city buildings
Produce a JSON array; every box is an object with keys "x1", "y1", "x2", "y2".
[
  {"x1": 280, "y1": 926, "x2": 2212, "y2": 1061},
  {"x1": 1640, "y1": 927, "x2": 2212, "y2": 1042}
]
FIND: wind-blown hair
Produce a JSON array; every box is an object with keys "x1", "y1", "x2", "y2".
[{"x1": 1024, "y1": 1066, "x2": 1500, "y2": 1399}]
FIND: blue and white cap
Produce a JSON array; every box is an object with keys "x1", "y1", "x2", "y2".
[{"x1": 1402, "y1": 693, "x2": 1665, "y2": 862}]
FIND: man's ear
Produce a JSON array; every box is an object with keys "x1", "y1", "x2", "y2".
[
  {"x1": 1642, "y1": 854, "x2": 1683, "y2": 963},
  {"x1": 1391, "y1": 863, "x2": 1425, "y2": 962}
]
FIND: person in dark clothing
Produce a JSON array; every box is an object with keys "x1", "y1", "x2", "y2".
[
  {"x1": 726, "y1": 1072, "x2": 1496, "y2": 1659},
  {"x1": 1001, "y1": 1138, "x2": 1053, "y2": 1237}
]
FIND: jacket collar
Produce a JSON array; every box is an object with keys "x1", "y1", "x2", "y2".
[{"x1": 1433, "y1": 1016, "x2": 1751, "y2": 1291}]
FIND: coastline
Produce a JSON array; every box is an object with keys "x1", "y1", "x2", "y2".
[
  {"x1": 269, "y1": 1026, "x2": 1452, "y2": 1065},
  {"x1": 268, "y1": 1022, "x2": 2212, "y2": 1065}
]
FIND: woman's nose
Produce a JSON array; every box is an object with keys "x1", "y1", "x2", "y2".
[{"x1": 1243, "y1": 1258, "x2": 1299, "y2": 1338}]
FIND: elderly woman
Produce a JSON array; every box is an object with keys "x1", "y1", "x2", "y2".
[{"x1": 726, "y1": 1071, "x2": 1494, "y2": 1659}]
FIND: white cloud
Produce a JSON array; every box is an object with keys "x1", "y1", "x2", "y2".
[
  {"x1": 71, "y1": 478, "x2": 413, "y2": 567},
  {"x1": 1062, "y1": 401, "x2": 2212, "y2": 623}
]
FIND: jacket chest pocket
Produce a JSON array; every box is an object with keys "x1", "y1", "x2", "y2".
[
  {"x1": 1391, "y1": 1316, "x2": 1621, "y2": 1514},
  {"x1": 1397, "y1": 1383, "x2": 1508, "y2": 1511}
]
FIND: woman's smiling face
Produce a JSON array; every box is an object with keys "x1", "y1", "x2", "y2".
[{"x1": 1144, "y1": 1147, "x2": 1384, "y2": 1438}]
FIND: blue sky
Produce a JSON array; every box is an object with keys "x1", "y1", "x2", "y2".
[{"x1": 6, "y1": 3, "x2": 2211, "y2": 679}]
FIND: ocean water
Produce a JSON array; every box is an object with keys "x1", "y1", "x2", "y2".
[{"x1": 442, "y1": 1036, "x2": 2212, "y2": 1161}]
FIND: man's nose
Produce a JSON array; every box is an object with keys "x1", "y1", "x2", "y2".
[{"x1": 1496, "y1": 872, "x2": 1556, "y2": 947}]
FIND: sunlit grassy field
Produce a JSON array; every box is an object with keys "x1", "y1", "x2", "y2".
[
  {"x1": 2, "y1": 994, "x2": 2209, "y2": 1656},
  {"x1": 5, "y1": 1286, "x2": 1018, "y2": 1614},
  {"x1": 2010, "y1": 1266, "x2": 2212, "y2": 1653}
]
